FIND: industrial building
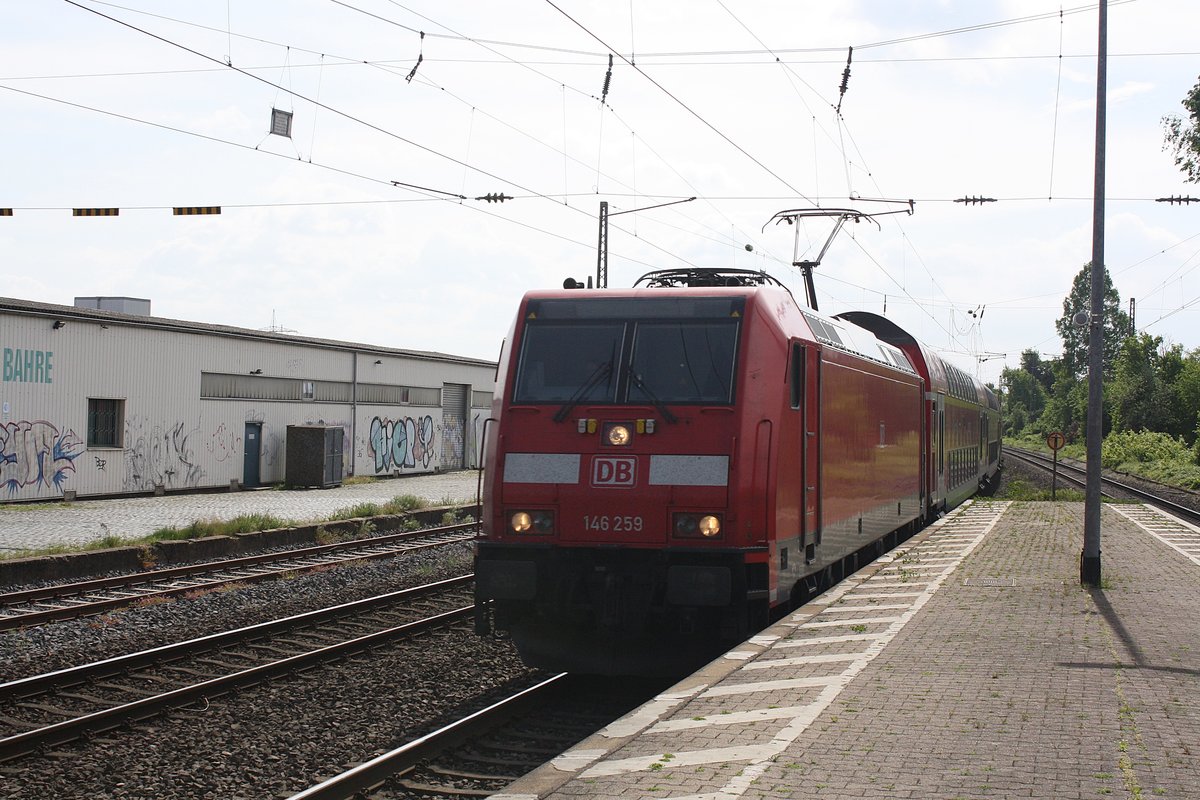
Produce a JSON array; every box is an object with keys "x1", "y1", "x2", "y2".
[{"x1": 0, "y1": 296, "x2": 495, "y2": 502}]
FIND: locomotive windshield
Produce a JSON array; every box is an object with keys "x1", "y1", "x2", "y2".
[
  {"x1": 512, "y1": 322, "x2": 623, "y2": 402},
  {"x1": 512, "y1": 297, "x2": 741, "y2": 405}
]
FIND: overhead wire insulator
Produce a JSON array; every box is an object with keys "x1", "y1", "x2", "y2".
[
  {"x1": 601, "y1": 53, "x2": 613, "y2": 104},
  {"x1": 834, "y1": 46, "x2": 852, "y2": 115},
  {"x1": 954, "y1": 196, "x2": 997, "y2": 206},
  {"x1": 406, "y1": 31, "x2": 425, "y2": 83},
  {"x1": 476, "y1": 193, "x2": 513, "y2": 203},
  {"x1": 1155, "y1": 195, "x2": 1198, "y2": 205}
]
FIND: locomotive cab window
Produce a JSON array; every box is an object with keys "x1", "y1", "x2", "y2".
[
  {"x1": 512, "y1": 298, "x2": 741, "y2": 406},
  {"x1": 512, "y1": 322, "x2": 623, "y2": 403},
  {"x1": 628, "y1": 321, "x2": 737, "y2": 404}
]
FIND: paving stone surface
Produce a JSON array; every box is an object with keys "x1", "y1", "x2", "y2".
[
  {"x1": 0, "y1": 470, "x2": 481, "y2": 552},
  {"x1": 500, "y1": 501, "x2": 1200, "y2": 800}
]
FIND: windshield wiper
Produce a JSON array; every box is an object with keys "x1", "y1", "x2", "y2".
[
  {"x1": 552, "y1": 361, "x2": 613, "y2": 422},
  {"x1": 628, "y1": 372, "x2": 678, "y2": 424}
]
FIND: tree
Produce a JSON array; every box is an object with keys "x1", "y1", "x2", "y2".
[
  {"x1": 1162, "y1": 74, "x2": 1200, "y2": 183},
  {"x1": 1109, "y1": 333, "x2": 1168, "y2": 433},
  {"x1": 1019, "y1": 348, "x2": 1055, "y2": 393},
  {"x1": 1054, "y1": 263, "x2": 1129, "y2": 379},
  {"x1": 1171, "y1": 348, "x2": 1200, "y2": 446},
  {"x1": 1000, "y1": 364, "x2": 1047, "y2": 437}
]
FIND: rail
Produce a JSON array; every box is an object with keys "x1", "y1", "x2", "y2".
[
  {"x1": 0, "y1": 521, "x2": 478, "y2": 631},
  {"x1": 0, "y1": 578, "x2": 476, "y2": 762},
  {"x1": 1005, "y1": 446, "x2": 1200, "y2": 526}
]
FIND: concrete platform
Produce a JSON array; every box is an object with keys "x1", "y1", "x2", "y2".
[
  {"x1": 0, "y1": 470, "x2": 482, "y2": 553},
  {"x1": 499, "y1": 500, "x2": 1200, "y2": 800}
]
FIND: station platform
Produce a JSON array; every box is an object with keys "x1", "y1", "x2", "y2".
[
  {"x1": 499, "y1": 500, "x2": 1200, "y2": 800},
  {"x1": 0, "y1": 471, "x2": 481, "y2": 553}
]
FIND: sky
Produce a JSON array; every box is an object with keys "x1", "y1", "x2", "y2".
[{"x1": 2, "y1": 0, "x2": 1199, "y2": 387}]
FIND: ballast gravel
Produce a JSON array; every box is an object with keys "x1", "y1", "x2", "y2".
[{"x1": 0, "y1": 543, "x2": 540, "y2": 799}]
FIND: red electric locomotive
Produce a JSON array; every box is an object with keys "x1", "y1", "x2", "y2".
[{"x1": 474, "y1": 268, "x2": 1000, "y2": 675}]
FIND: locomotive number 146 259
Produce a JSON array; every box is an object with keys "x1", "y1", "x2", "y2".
[{"x1": 583, "y1": 515, "x2": 644, "y2": 532}]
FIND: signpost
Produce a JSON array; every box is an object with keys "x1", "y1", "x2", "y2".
[{"x1": 1047, "y1": 431, "x2": 1066, "y2": 500}]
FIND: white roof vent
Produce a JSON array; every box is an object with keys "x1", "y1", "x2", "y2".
[{"x1": 74, "y1": 296, "x2": 152, "y2": 316}]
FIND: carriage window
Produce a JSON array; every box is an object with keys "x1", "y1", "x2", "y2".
[
  {"x1": 628, "y1": 321, "x2": 737, "y2": 404},
  {"x1": 513, "y1": 323, "x2": 623, "y2": 402}
]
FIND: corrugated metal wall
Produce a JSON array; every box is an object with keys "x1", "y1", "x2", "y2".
[{"x1": 0, "y1": 309, "x2": 494, "y2": 502}]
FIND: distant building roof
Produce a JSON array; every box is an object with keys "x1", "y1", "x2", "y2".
[{"x1": 1, "y1": 296, "x2": 495, "y2": 368}]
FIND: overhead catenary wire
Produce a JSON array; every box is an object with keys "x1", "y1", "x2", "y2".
[
  {"x1": 60, "y1": 0, "x2": 711, "y2": 273},
  {"x1": 332, "y1": 0, "x2": 797, "y2": 267},
  {"x1": 60, "y1": 0, "x2": 567, "y2": 210},
  {"x1": 8, "y1": 75, "x2": 1190, "y2": 357},
  {"x1": 29, "y1": 6, "x2": 1171, "y2": 219},
  {"x1": 11, "y1": 45, "x2": 1200, "y2": 83},
  {"x1": 1047, "y1": 6, "x2": 1065, "y2": 200},
  {"x1": 359, "y1": 0, "x2": 794, "y2": 263},
  {"x1": 0, "y1": 77, "x2": 691, "y2": 273},
  {"x1": 43, "y1": 0, "x2": 1162, "y2": 90},
  {"x1": 5, "y1": 80, "x2": 1189, "y2": 287},
  {"x1": 329, "y1": 0, "x2": 781, "y2": 262},
  {"x1": 85, "y1": 0, "x2": 1125, "y2": 62},
  {"x1": 545, "y1": 0, "x2": 817, "y2": 206},
  {"x1": 34, "y1": 1, "x2": 1192, "y2": 351},
  {"x1": 704, "y1": 0, "x2": 974, "y2": 355}
]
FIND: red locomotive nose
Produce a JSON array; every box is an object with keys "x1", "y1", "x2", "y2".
[{"x1": 475, "y1": 270, "x2": 1000, "y2": 676}]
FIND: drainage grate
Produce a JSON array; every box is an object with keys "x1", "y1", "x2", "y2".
[{"x1": 963, "y1": 576, "x2": 1016, "y2": 587}]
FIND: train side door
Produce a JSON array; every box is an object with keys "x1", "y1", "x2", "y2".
[
  {"x1": 791, "y1": 343, "x2": 821, "y2": 561},
  {"x1": 935, "y1": 393, "x2": 946, "y2": 505}
]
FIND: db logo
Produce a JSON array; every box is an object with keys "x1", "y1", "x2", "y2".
[{"x1": 591, "y1": 456, "x2": 637, "y2": 488}]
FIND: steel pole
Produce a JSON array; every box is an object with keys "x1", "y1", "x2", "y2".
[
  {"x1": 596, "y1": 201, "x2": 609, "y2": 289},
  {"x1": 1081, "y1": 0, "x2": 1106, "y2": 587}
]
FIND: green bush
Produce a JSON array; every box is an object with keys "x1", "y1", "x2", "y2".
[
  {"x1": 384, "y1": 494, "x2": 427, "y2": 513},
  {"x1": 1100, "y1": 430, "x2": 1190, "y2": 470},
  {"x1": 389, "y1": 494, "x2": 425, "y2": 512}
]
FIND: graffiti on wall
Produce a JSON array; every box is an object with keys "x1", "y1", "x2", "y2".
[
  {"x1": 123, "y1": 416, "x2": 204, "y2": 492},
  {"x1": 368, "y1": 415, "x2": 435, "y2": 473},
  {"x1": 206, "y1": 423, "x2": 241, "y2": 463},
  {"x1": 441, "y1": 416, "x2": 465, "y2": 470},
  {"x1": 0, "y1": 420, "x2": 82, "y2": 495}
]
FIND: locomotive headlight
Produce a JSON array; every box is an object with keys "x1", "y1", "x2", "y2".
[
  {"x1": 673, "y1": 512, "x2": 723, "y2": 540},
  {"x1": 508, "y1": 510, "x2": 555, "y2": 535},
  {"x1": 604, "y1": 423, "x2": 632, "y2": 446}
]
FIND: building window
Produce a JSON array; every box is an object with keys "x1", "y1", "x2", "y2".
[
  {"x1": 302, "y1": 381, "x2": 314, "y2": 400},
  {"x1": 87, "y1": 398, "x2": 124, "y2": 448}
]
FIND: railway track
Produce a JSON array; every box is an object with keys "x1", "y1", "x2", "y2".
[
  {"x1": 0, "y1": 575, "x2": 476, "y2": 762},
  {"x1": 0, "y1": 521, "x2": 478, "y2": 631},
  {"x1": 288, "y1": 673, "x2": 665, "y2": 800},
  {"x1": 1005, "y1": 446, "x2": 1200, "y2": 525}
]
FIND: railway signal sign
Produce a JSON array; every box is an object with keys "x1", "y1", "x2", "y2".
[{"x1": 1046, "y1": 432, "x2": 1065, "y2": 500}]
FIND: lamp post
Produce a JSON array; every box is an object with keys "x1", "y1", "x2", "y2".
[
  {"x1": 596, "y1": 197, "x2": 695, "y2": 288},
  {"x1": 1081, "y1": 0, "x2": 1107, "y2": 587}
]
